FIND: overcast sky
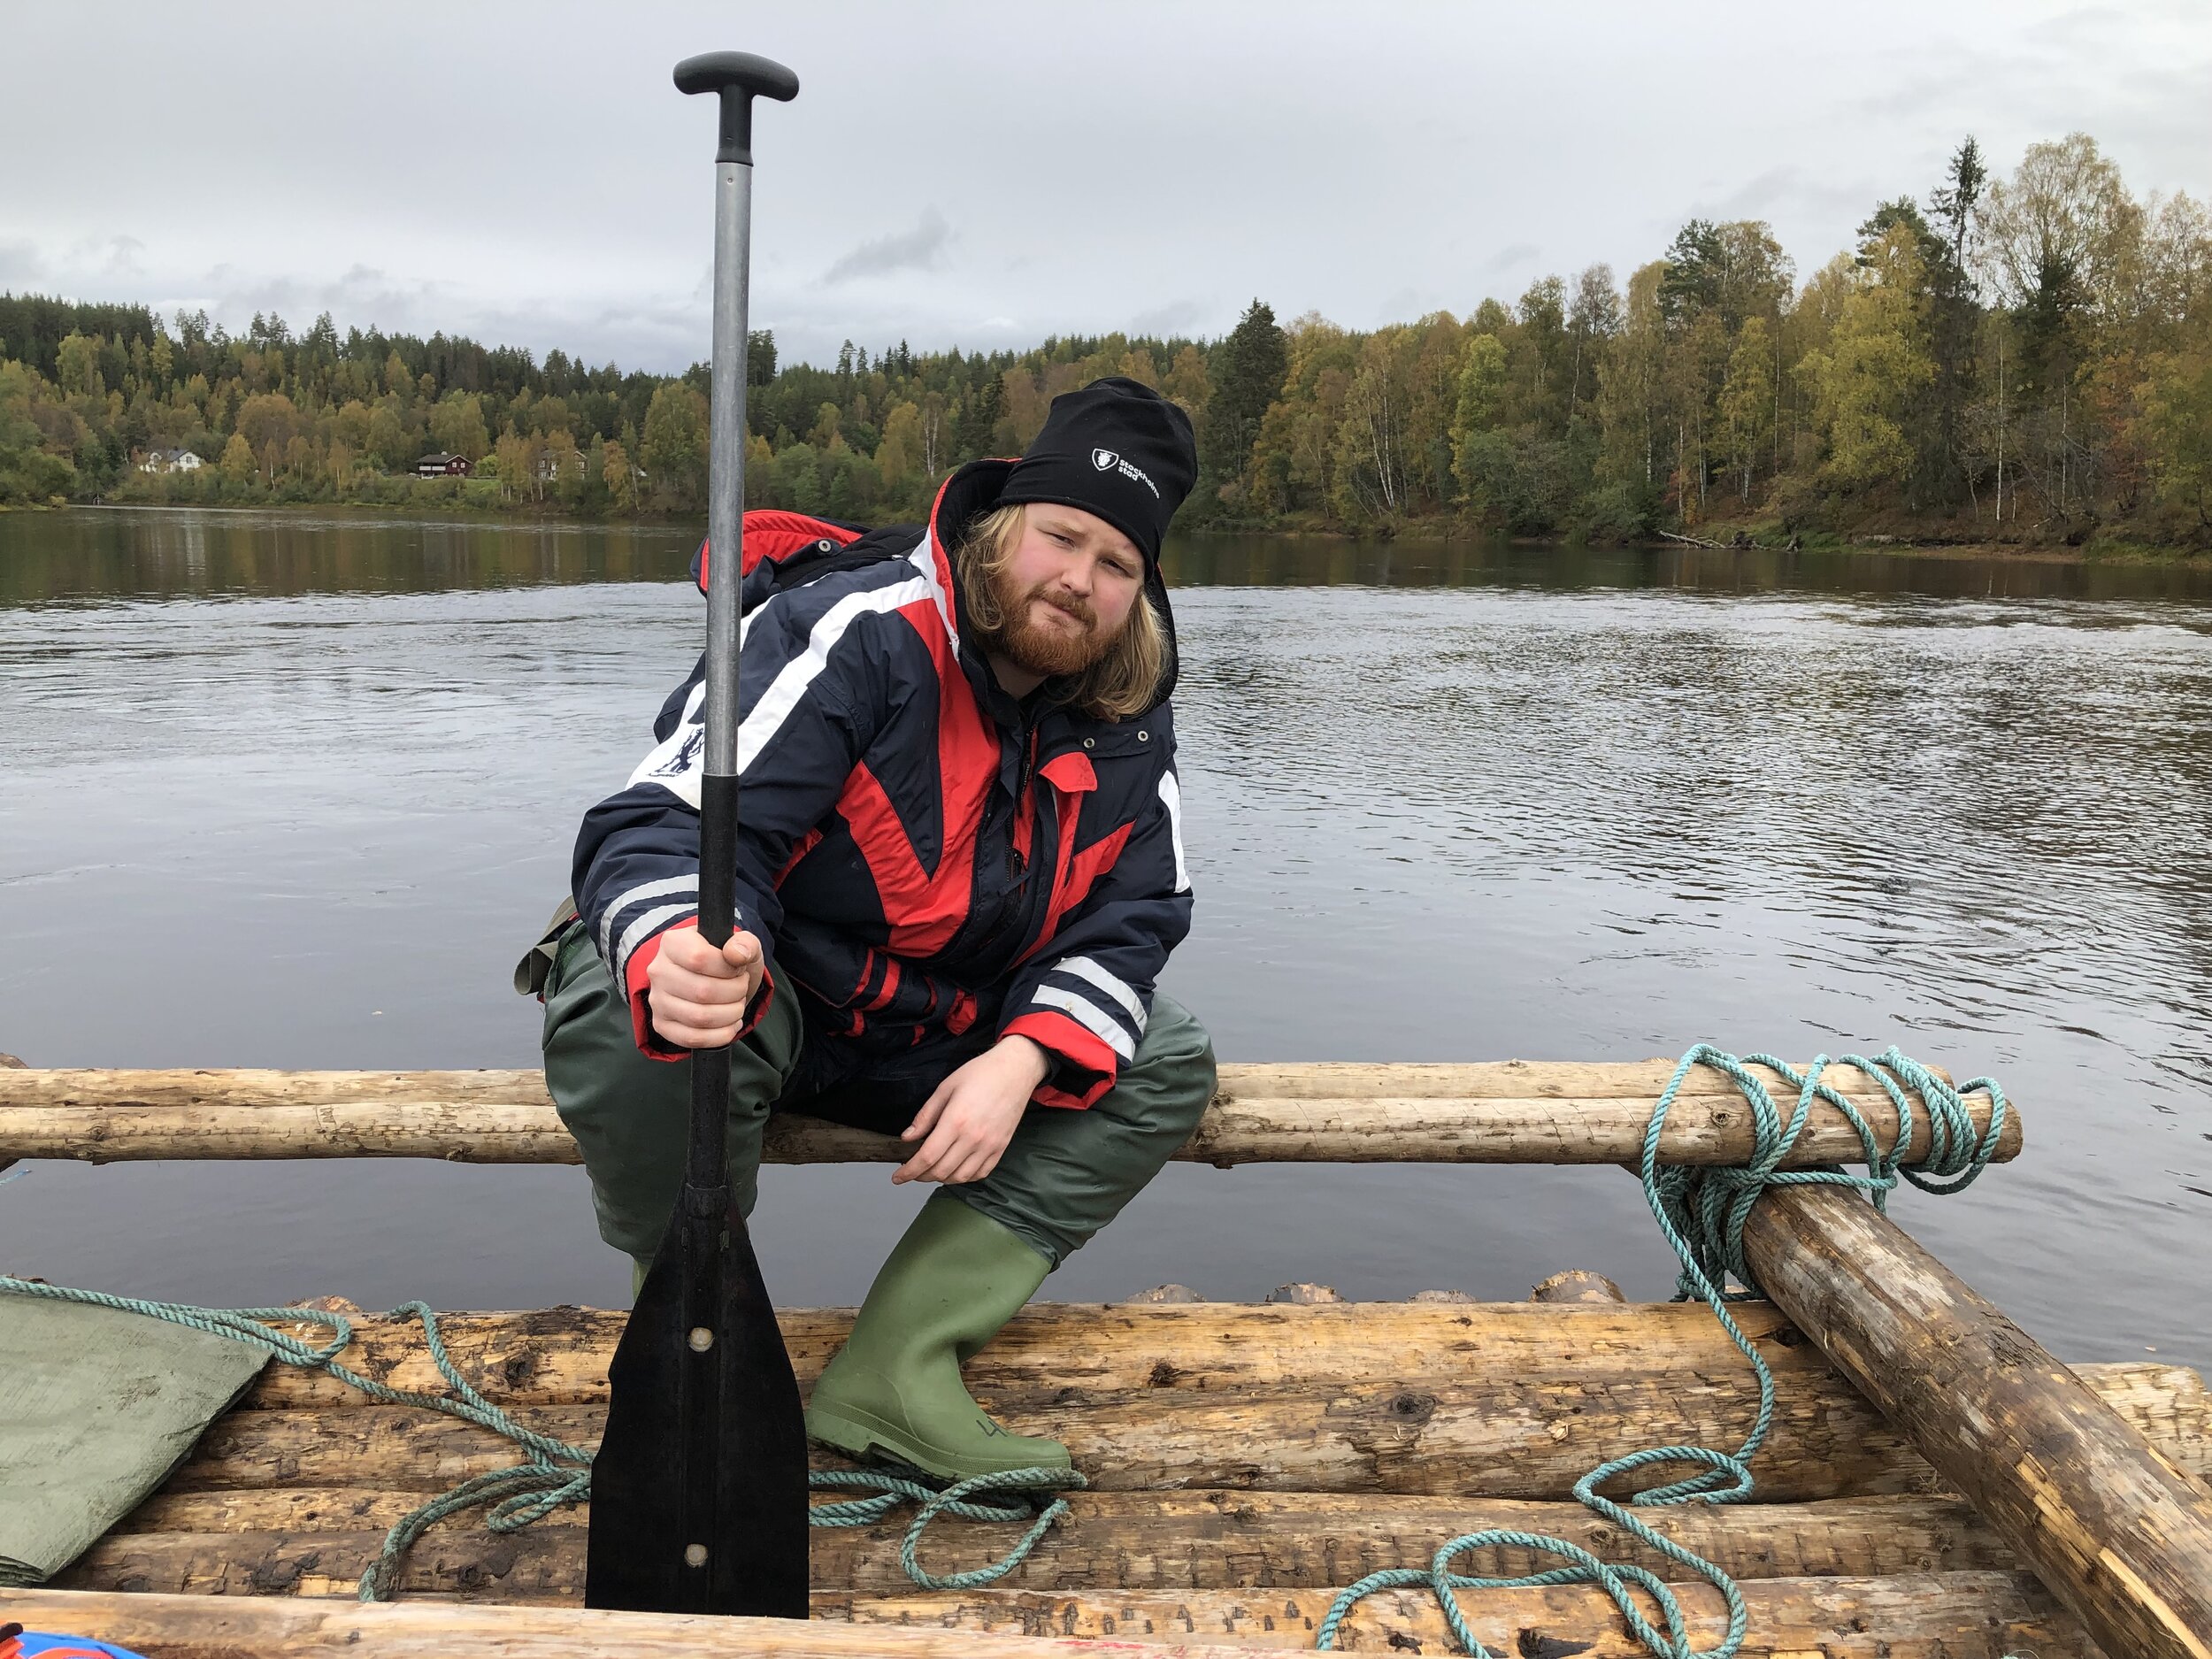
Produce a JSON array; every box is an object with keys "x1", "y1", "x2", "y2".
[{"x1": 8, "y1": 1, "x2": 2211, "y2": 373}]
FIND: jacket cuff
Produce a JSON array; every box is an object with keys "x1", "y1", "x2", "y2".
[
  {"x1": 624, "y1": 920, "x2": 777, "y2": 1061},
  {"x1": 1002, "y1": 1010, "x2": 1118, "y2": 1110}
]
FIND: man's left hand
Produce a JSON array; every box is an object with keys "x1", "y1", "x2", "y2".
[{"x1": 893, "y1": 1035, "x2": 1049, "y2": 1186}]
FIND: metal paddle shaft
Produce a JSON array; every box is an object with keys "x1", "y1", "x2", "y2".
[{"x1": 585, "y1": 50, "x2": 807, "y2": 1618}]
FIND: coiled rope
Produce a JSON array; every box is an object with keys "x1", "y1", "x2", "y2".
[{"x1": 1311, "y1": 1042, "x2": 2008, "y2": 1657}]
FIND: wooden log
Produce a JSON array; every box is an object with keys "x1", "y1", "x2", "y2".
[
  {"x1": 256, "y1": 1301, "x2": 1867, "y2": 1409},
  {"x1": 161, "y1": 1358, "x2": 2206, "y2": 1507},
  {"x1": 0, "y1": 1062, "x2": 2020, "y2": 1169},
  {"x1": 42, "y1": 1572, "x2": 2088, "y2": 1657},
  {"x1": 1744, "y1": 1184, "x2": 2212, "y2": 1659},
  {"x1": 0, "y1": 1070, "x2": 576, "y2": 1164},
  {"x1": 0, "y1": 1588, "x2": 1306, "y2": 1659},
  {"x1": 0, "y1": 1578, "x2": 2103, "y2": 1657},
  {"x1": 84, "y1": 1492, "x2": 2020, "y2": 1594},
  {"x1": 227, "y1": 1304, "x2": 2212, "y2": 1486},
  {"x1": 1212, "y1": 1058, "x2": 1955, "y2": 1100},
  {"x1": 807, "y1": 1573, "x2": 2096, "y2": 1655}
]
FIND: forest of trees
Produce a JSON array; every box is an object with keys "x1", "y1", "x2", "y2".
[{"x1": 4, "y1": 130, "x2": 2210, "y2": 550}]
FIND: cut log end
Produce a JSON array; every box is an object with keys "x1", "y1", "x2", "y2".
[{"x1": 1531, "y1": 1270, "x2": 1627, "y2": 1305}]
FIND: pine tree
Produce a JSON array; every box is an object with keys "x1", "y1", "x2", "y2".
[
  {"x1": 1929, "y1": 137, "x2": 1987, "y2": 273},
  {"x1": 954, "y1": 372, "x2": 1003, "y2": 461},
  {"x1": 1201, "y1": 299, "x2": 1287, "y2": 489}
]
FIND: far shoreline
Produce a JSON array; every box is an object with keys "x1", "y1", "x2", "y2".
[{"x1": 12, "y1": 497, "x2": 2211, "y2": 570}]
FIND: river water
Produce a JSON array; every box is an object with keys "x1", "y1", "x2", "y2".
[{"x1": 2, "y1": 506, "x2": 2208, "y2": 1370}]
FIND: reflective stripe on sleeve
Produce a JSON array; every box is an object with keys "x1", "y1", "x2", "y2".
[
  {"x1": 612, "y1": 902, "x2": 700, "y2": 987},
  {"x1": 1053, "y1": 956, "x2": 1148, "y2": 1033},
  {"x1": 598, "y1": 873, "x2": 701, "y2": 965},
  {"x1": 1030, "y1": 985, "x2": 1137, "y2": 1062}
]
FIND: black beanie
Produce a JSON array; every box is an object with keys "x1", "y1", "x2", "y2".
[{"x1": 997, "y1": 376, "x2": 1196, "y2": 569}]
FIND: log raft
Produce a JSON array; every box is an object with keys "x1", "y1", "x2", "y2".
[
  {"x1": 6, "y1": 1061, "x2": 2208, "y2": 1658},
  {"x1": 33, "y1": 1299, "x2": 2212, "y2": 1656}
]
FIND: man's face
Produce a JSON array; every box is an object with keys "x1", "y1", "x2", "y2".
[{"x1": 985, "y1": 503, "x2": 1146, "y2": 678}]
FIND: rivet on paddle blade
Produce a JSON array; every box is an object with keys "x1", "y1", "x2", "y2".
[
  {"x1": 685, "y1": 1543, "x2": 709, "y2": 1568},
  {"x1": 688, "y1": 1325, "x2": 715, "y2": 1352}
]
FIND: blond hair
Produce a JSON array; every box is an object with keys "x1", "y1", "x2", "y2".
[{"x1": 954, "y1": 503, "x2": 1168, "y2": 721}]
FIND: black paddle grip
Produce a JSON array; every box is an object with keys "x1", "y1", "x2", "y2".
[
  {"x1": 696, "y1": 772, "x2": 738, "y2": 949},
  {"x1": 673, "y1": 51, "x2": 800, "y2": 165}
]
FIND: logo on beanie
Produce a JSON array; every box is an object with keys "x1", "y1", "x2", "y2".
[{"x1": 1089, "y1": 447, "x2": 1159, "y2": 499}]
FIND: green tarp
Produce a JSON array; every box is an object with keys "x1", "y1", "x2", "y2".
[{"x1": 0, "y1": 1292, "x2": 270, "y2": 1586}]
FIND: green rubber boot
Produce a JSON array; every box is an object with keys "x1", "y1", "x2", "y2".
[{"x1": 805, "y1": 1192, "x2": 1071, "y2": 1481}]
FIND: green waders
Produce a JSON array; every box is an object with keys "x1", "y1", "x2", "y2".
[{"x1": 537, "y1": 922, "x2": 1217, "y2": 1479}]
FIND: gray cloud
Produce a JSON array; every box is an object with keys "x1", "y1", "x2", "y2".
[
  {"x1": 823, "y1": 208, "x2": 953, "y2": 286},
  {"x1": 61, "y1": 234, "x2": 148, "y2": 280},
  {"x1": 1127, "y1": 298, "x2": 1203, "y2": 336},
  {"x1": 1483, "y1": 242, "x2": 1540, "y2": 275},
  {"x1": 1682, "y1": 167, "x2": 1885, "y2": 244},
  {"x1": 0, "y1": 239, "x2": 45, "y2": 288}
]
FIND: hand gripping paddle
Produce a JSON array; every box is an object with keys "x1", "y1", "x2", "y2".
[{"x1": 584, "y1": 50, "x2": 807, "y2": 1617}]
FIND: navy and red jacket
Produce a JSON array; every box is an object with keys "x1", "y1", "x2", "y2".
[{"x1": 570, "y1": 459, "x2": 1193, "y2": 1115}]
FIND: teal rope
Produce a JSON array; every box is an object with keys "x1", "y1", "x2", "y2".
[
  {"x1": 0, "y1": 1273, "x2": 1079, "y2": 1597},
  {"x1": 1314, "y1": 1043, "x2": 2008, "y2": 1658},
  {"x1": 0, "y1": 1279, "x2": 591, "y2": 1601},
  {"x1": 810, "y1": 1465, "x2": 1086, "y2": 1590}
]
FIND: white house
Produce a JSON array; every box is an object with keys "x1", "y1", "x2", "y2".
[{"x1": 138, "y1": 449, "x2": 204, "y2": 473}]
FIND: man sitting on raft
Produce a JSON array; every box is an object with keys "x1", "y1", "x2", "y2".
[{"x1": 533, "y1": 376, "x2": 1213, "y2": 1481}]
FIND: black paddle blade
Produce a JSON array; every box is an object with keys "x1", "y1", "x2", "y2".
[{"x1": 585, "y1": 1184, "x2": 810, "y2": 1614}]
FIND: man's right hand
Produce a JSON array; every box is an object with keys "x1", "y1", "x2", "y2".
[{"x1": 644, "y1": 922, "x2": 764, "y2": 1050}]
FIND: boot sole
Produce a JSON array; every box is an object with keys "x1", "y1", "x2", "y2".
[{"x1": 805, "y1": 1401, "x2": 1069, "y2": 1485}]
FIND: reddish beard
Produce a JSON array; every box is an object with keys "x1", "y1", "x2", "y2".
[{"x1": 979, "y1": 565, "x2": 1118, "y2": 678}]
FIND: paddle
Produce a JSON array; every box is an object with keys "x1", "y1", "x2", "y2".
[{"x1": 583, "y1": 50, "x2": 808, "y2": 1617}]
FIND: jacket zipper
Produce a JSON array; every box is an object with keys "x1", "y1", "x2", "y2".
[{"x1": 1007, "y1": 722, "x2": 1038, "y2": 878}]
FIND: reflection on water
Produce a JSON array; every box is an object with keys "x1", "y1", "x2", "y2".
[
  {"x1": 10, "y1": 504, "x2": 2212, "y2": 606},
  {"x1": 1171, "y1": 531, "x2": 2212, "y2": 603},
  {"x1": 0, "y1": 505, "x2": 698, "y2": 603},
  {"x1": 2, "y1": 507, "x2": 2208, "y2": 1370}
]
